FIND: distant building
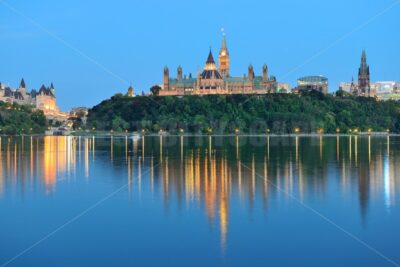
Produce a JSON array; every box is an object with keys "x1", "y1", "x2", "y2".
[
  {"x1": 277, "y1": 83, "x2": 291, "y2": 93},
  {"x1": 340, "y1": 50, "x2": 371, "y2": 97},
  {"x1": 339, "y1": 80, "x2": 400, "y2": 101},
  {"x1": 0, "y1": 78, "x2": 67, "y2": 121},
  {"x1": 295, "y1": 76, "x2": 328, "y2": 94},
  {"x1": 357, "y1": 50, "x2": 371, "y2": 96},
  {"x1": 160, "y1": 34, "x2": 278, "y2": 96},
  {"x1": 127, "y1": 84, "x2": 135, "y2": 97}
]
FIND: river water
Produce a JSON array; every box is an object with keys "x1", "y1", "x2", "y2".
[{"x1": 0, "y1": 136, "x2": 399, "y2": 266}]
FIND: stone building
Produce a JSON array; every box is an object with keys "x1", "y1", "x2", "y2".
[
  {"x1": 160, "y1": 34, "x2": 277, "y2": 96},
  {"x1": 0, "y1": 78, "x2": 67, "y2": 121}
]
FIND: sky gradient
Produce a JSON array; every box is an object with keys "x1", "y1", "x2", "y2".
[{"x1": 0, "y1": 0, "x2": 399, "y2": 110}]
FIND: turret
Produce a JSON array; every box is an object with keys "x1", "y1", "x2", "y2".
[
  {"x1": 50, "y1": 82, "x2": 55, "y2": 96},
  {"x1": 163, "y1": 66, "x2": 169, "y2": 90},
  {"x1": 263, "y1": 64, "x2": 268, "y2": 82},
  {"x1": 19, "y1": 78, "x2": 26, "y2": 89},
  {"x1": 177, "y1": 65, "x2": 183, "y2": 81},
  {"x1": 127, "y1": 84, "x2": 134, "y2": 97},
  {"x1": 248, "y1": 65, "x2": 254, "y2": 81}
]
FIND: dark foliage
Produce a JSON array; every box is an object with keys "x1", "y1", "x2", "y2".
[
  {"x1": 0, "y1": 102, "x2": 47, "y2": 135},
  {"x1": 87, "y1": 92, "x2": 400, "y2": 133}
]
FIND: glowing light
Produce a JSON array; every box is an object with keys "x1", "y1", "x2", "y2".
[{"x1": 294, "y1": 128, "x2": 300, "y2": 133}]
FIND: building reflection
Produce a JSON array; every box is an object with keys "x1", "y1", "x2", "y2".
[
  {"x1": 0, "y1": 136, "x2": 78, "y2": 193},
  {"x1": 120, "y1": 135, "x2": 400, "y2": 246},
  {"x1": 0, "y1": 136, "x2": 399, "y2": 247}
]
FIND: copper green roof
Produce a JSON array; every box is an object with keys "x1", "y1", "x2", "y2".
[{"x1": 169, "y1": 78, "x2": 197, "y2": 86}]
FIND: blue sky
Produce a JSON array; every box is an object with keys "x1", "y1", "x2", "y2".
[{"x1": 0, "y1": 0, "x2": 399, "y2": 110}]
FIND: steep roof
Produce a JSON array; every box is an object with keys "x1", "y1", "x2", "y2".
[
  {"x1": 20, "y1": 78, "x2": 26, "y2": 88},
  {"x1": 38, "y1": 84, "x2": 55, "y2": 97},
  {"x1": 206, "y1": 50, "x2": 216, "y2": 64}
]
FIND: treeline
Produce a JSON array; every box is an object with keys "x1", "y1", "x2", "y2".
[
  {"x1": 86, "y1": 91, "x2": 400, "y2": 134},
  {"x1": 0, "y1": 102, "x2": 47, "y2": 135}
]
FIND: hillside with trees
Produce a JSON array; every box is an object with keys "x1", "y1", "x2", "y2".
[
  {"x1": 0, "y1": 102, "x2": 47, "y2": 135},
  {"x1": 86, "y1": 91, "x2": 400, "y2": 134}
]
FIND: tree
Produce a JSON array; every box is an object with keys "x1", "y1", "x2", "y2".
[{"x1": 150, "y1": 85, "x2": 162, "y2": 96}]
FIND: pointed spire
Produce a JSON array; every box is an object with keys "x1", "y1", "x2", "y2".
[
  {"x1": 362, "y1": 49, "x2": 366, "y2": 60},
  {"x1": 50, "y1": 82, "x2": 54, "y2": 89},
  {"x1": 221, "y1": 33, "x2": 227, "y2": 50},
  {"x1": 206, "y1": 49, "x2": 215, "y2": 64},
  {"x1": 20, "y1": 78, "x2": 26, "y2": 89},
  {"x1": 359, "y1": 49, "x2": 369, "y2": 75}
]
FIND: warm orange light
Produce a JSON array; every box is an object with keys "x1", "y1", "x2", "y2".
[
  {"x1": 294, "y1": 128, "x2": 300, "y2": 133},
  {"x1": 336, "y1": 128, "x2": 340, "y2": 133}
]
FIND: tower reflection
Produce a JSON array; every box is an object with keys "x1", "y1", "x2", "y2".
[{"x1": 0, "y1": 136, "x2": 399, "y2": 248}]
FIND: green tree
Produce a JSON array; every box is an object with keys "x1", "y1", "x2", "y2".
[{"x1": 150, "y1": 85, "x2": 162, "y2": 96}]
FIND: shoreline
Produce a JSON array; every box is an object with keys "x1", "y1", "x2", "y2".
[{"x1": 0, "y1": 133, "x2": 397, "y2": 137}]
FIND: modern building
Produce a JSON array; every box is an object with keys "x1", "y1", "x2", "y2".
[
  {"x1": 0, "y1": 78, "x2": 67, "y2": 121},
  {"x1": 160, "y1": 34, "x2": 278, "y2": 96},
  {"x1": 277, "y1": 83, "x2": 291, "y2": 93},
  {"x1": 339, "y1": 80, "x2": 400, "y2": 101},
  {"x1": 295, "y1": 76, "x2": 328, "y2": 94}
]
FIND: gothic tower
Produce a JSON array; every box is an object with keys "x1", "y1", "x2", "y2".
[
  {"x1": 262, "y1": 64, "x2": 268, "y2": 82},
  {"x1": 163, "y1": 66, "x2": 169, "y2": 90},
  {"x1": 177, "y1": 65, "x2": 183, "y2": 81},
  {"x1": 358, "y1": 50, "x2": 370, "y2": 96},
  {"x1": 218, "y1": 33, "x2": 230, "y2": 77},
  {"x1": 248, "y1": 65, "x2": 254, "y2": 81}
]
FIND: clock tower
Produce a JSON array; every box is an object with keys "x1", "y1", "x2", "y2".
[{"x1": 218, "y1": 32, "x2": 230, "y2": 77}]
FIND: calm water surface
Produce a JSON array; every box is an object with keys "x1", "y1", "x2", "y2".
[{"x1": 0, "y1": 136, "x2": 399, "y2": 267}]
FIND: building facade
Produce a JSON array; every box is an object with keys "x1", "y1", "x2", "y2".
[
  {"x1": 0, "y1": 79, "x2": 67, "y2": 121},
  {"x1": 160, "y1": 34, "x2": 277, "y2": 96},
  {"x1": 295, "y1": 76, "x2": 328, "y2": 94}
]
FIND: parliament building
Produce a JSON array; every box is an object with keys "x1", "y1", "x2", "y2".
[{"x1": 160, "y1": 34, "x2": 278, "y2": 96}]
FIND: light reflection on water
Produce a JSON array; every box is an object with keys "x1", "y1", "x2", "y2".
[{"x1": 0, "y1": 135, "x2": 399, "y2": 266}]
